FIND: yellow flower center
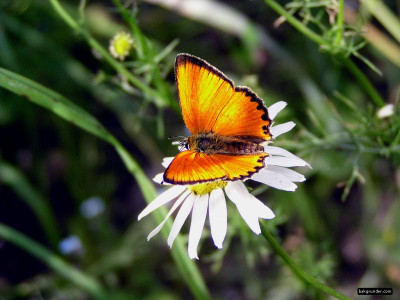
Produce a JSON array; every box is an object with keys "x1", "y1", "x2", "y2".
[
  {"x1": 109, "y1": 32, "x2": 134, "y2": 60},
  {"x1": 189, "y1": 181, "x2": 227, "y2": 196}
]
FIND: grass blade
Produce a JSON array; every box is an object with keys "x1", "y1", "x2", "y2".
[
  {"x1": 0, "y1": 223, "x2": 108, "y2": 300},
  {"x1": 0, "y1": 67, "x2": 211, "y2": 300},
  {"x1": 0, "y1": 162, "x2": 60, "y2": 248}
]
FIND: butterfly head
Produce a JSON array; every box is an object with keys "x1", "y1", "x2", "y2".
[
  {"x1": 169, "y1": 136, "x2": 191, "y2": 151},
  {"x1": 179, "y1": 137, "x2": 190, "y2": 151}
]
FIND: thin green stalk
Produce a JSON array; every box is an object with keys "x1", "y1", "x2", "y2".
[
  {"x1": 0, "y1": 67, "x2": 210, "y2": 300},
  {"x1": 48, "y1": 0, "x2": 166, "y2": 108},
  {"x1": 0, "y1": 163, "x2": 60, "y2": 249},
  {"x1": 113, "y1": 144, "x2": 211, "y2": 300},
  {"x1": 362, "y1": 0, "x2": 400, "y2": 44},
  {"x1": 338, "y1": 57, "x2": 384, "y2": 107},
  {"x1": 334, "y1": 0, "x2": 344, "y2": 47},
  {"x1": 263, "y1": 0, "x2": 328, "y2": 47},
  {"x1": 263, "y1": 0, "x2": 385, "y2": 107},
  {"x1": 260, "y1": 222, "x2": 352, "y2": 300},
  {"x1": 0, "y1": 223, "x2": 108, "y2": 300},
  {"x1": 109, "y1": 0, "x2": 178, "y2": 110},
  {"x1": 85, "y1": 35, "x2": 166, "y2": 107},
  {"x1": 391, "y1": 126, "x2": 400, "y2": 147},
  {"x1": 49, "y1": 0, "x2": 80, "y2": 31},
  {"x1": 110, "y1": 0, "x2": 147, "y2": 59}
]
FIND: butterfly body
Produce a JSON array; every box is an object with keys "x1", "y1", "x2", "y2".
[
  {"x1": 163, "y1": 54, "x2": 272, "y2": 185},
  {"x1": 187, "y1": 133, "x2": 265, "y2": 156}
]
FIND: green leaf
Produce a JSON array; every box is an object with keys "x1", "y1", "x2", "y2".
[
  {"x1": 0, "y1": 223, "x2": 108, "y2": 300},
  {"x1": 0, "y1": 67, "x2": 114, "y2": 143},
  {"x1": 0, "y1": 67, "x2": 211, "y2": 300},
  {"x1": 260, "y1": 222, "x2": 352, "y2": 300}
]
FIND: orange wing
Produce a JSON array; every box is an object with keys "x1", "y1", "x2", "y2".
[
  {"x1": 163, "y1": 150, "x2": 267, "y2": 185},
  {"x1": 175, "y1": 54, "x2": 271, "y2": 141}
]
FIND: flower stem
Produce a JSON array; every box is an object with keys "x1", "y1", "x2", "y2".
[
  {"x1": 263, "y1": 0, "x2": 385, "y2": 107},
  {"x1": 48, "y1": 0, "x2": 167, "y2": 108},
  {"x1": 263, "y1": 0, "x2": 328, "y2": 47},
  {"x1": 0, "y1": 163, "x2": 60, "y2": 249},
  {"x1": 362, "y1": 0, "x2": 400, "y2": 44},
  {"x1": 0, "y1": 223, "x2": 108, "y2": 300},
  {"x1": 334, "y1": 0, "x2": 344, "y2": 47},
  {"x1": 260, "y1": 221, "x2": 352, "y2": 300},
  {"x1": 110, "y1": 0, "x2": 147, "y2": 59},
  {"x1": 338, "y1": 57, "x2": 384, "y2": 107},
  {"x1": 49, "y1": 0, "x2": 80, "y2": 32},
  {"x1": 0, "y1": 66, "x2": 210, "y2": 300}
]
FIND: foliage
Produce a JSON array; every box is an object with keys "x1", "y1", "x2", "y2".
[{"x1": 1, "y1": 0, "x2": 399, "y2": 299}]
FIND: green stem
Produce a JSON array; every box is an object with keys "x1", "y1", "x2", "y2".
[
  {"x1": 263, "y1": 0, "x2": 329, "y2": 47},
  {"x1": 110, "y1": 0, "x2": 147, "y2": 59},
  {"x1": 362, "y1": 0, "x2": 400, "y2": 44},
  {"x1": 85, "y1": 35, "x2": 165, "y2": 108},
  {"x1": 334, "y1": 0, "x2": 344, "y2": 47},
  {"x1": 263, "y1": 0, "x2": 385, "y2": 107},
  {"x1": 0, "y1": 163, "x2": 60, "y2": 249},
  {"x1": 339, "y1": 57, "x2": 385, "y2": 107},
  {"x1": 111, "y1": 143, "x2": 211, "y2": 300},
  {"x1": 0, "y1": 223, "x2": 108, "y2": 300},
  {"x1": 109, "y1": 0, "x2": 178, "y2": 111},
  {"x1": 260, "y1": 222, "x2": 352, "y2": 300},
  {"x1": 48, "y1": 0, "x2": 166, "y2": 108},
  {"x1": 391, "y1": 124, "x2": 400, "y2": 147},
  {"x1": 0, "y1": 67, "x2": 210, "y2": 300},
  {"x1": 49, "y1": 0, "x2": 80, "y2": 31}
]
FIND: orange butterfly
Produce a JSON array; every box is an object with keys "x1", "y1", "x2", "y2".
[{"x1": 163, "y1": 54, "x2": 272, "y2": 185}]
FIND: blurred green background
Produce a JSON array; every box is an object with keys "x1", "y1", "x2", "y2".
[{"x1": 0, "y1": 0, "x2": 399, "y2": 299}]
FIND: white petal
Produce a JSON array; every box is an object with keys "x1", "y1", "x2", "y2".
[
  {"x1": 147, "y1": 190, "x2": 191, "y2": 240},
  {"x1": 248, "y1": 194, "x2": 275, "y2": 219},
  {"x1": 225, "y1": 182, "x2": 261, "y2": 234},
  {"x1": 208, "y1": 189, "x2": 227, "y2": 249},
  {"x1": 153, "y1": 173, "x2": 166, "y2": 185},
  {"x1": 265, "y1": 165, "x2": 306, "y2": 182},
  {"x1": 270, "y1": 121, "x2": 296, "y2": 138},
  {"x1": 167, "y1": 194, "x2": 195, "y2": 248},
  {"x1": 162, "y1": 157, "x2": 174, "y2": 168},
  {"x1": 138, "y1": 185, "x2": 186, "y2": 220},
  {"x1": 188, "y1": 194, "x2": 209, "y2": 259},
  {"x1": 265, "y1": 146, "x2": 311, "y2": 168},
  {"x1": 377, "y1": 104, "x2": 394, "y2": 119},
  {"x1": 268, "y1": 101, "x2": 287, "y2": 120},
  {"x1": 251, "y1": 169, "x2": 297, "y2": 191},
  {"x1": 267, "y1": 157, "x2": 308, "y2": 168}
]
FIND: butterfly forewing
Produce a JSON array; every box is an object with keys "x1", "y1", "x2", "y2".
[{"x1": 175, "y1": 54, "x2": 272, "y2": 140}]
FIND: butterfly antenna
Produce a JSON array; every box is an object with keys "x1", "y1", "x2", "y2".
[
  {"x1": 168, "y1": 136, "x2": 186, "y2": 140},
  {"x1": 168, "y1": 136, "x2": 186, "y2": 146}
]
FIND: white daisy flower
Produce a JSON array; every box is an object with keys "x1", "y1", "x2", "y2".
[
  {"x1": 376, "y1": 103, "x2": 394, "y2": 119},
  {"x1": 138, "y1": 101, "x2": 310, "y2": 259}
]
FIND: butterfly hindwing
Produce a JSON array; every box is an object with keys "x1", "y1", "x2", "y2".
[{"x1": 163, "y1": 150, "x2": 267, "y2": 185}]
